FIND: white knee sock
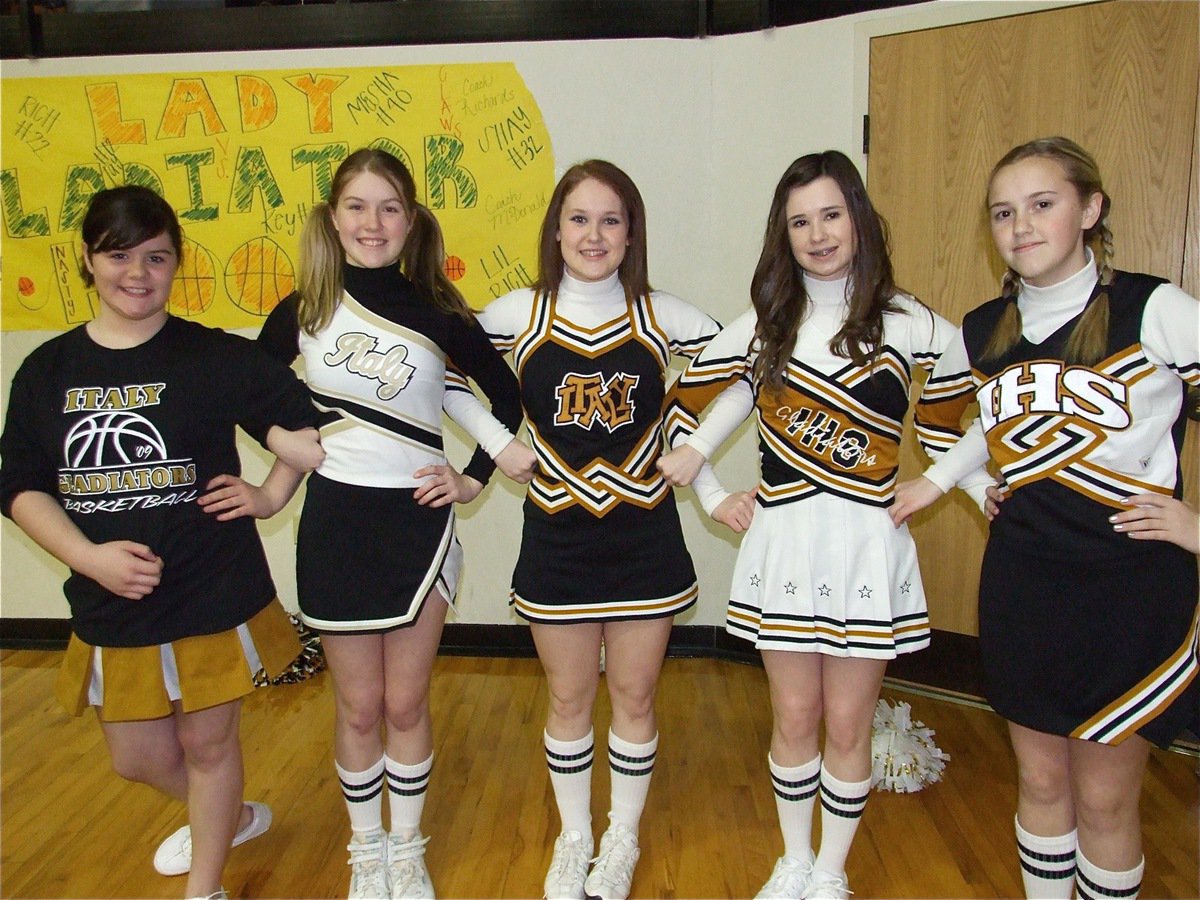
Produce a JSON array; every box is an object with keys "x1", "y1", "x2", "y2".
[
  {"x1": 812, "y1": 764, "x2": 871, "y2": 877},
  {"x1": 769, "y1": 753, "x2": 820, "y2": 861},
  {"x1": 1075, "y1": 849, "x2": 1143, "y2": 900},
  {"x1": 337, "y1": 756, "x2": 386, "y2": 836},
  {"x1": 545, "y1": 729, "x2": 594, "y2": 836},
  {"x1": 385, "y1": 753, "x2": 432, "y2": 840},
  {"x1": 607, "y1": 729, "x2": 657, "y2": 836},
  {"x1": 1015, "y1": 816, "x2": 1076, "y2": 899}
]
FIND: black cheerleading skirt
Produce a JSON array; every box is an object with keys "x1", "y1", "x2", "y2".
[
  {"x1": 510, "y1": 495, "x2": 698, "y2": 624},
  {"x1": 979, "y1": 535, "x2": 1199, "y2": 749},
  {"x1": 296, "y1": 473, "x2": 461, "y2": 633}
]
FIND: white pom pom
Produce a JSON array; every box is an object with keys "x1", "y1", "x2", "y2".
[{"x1": 870, "y1": 698, "x2": 950, "y2": 793}]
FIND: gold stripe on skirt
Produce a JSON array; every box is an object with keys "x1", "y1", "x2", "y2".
[{"x1": 55, "y1": 599, "x2": 301, "y2": 722}]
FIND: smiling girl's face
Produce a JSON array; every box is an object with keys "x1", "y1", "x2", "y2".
[
  {"x1": 84, "y1": 231, "x2": 178, "y2": 330},
  {"x1": 331, "y1": 170, "x2": 411, "y2": 269},
  {"x1": 988, "y1": 155, "x2": 1102, "y2": 288},
  {"x1": 784, "y1": 176, "x2": 856, "y2": 282},
  {"x1": 556, "y1": 177, "x2": 630, "y2": 283}
]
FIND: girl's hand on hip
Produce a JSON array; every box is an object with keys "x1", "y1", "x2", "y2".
[
  {"x1": 1111, "y1": 493, "x2": 1200, "y2": 554},
  {"x1": 414, "y1": 465, "x2": 484, "y2": 507}
]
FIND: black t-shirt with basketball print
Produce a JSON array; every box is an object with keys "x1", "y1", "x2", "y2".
[{"x1": 0, "y1": 317, "x2": 318, "y2": 647}]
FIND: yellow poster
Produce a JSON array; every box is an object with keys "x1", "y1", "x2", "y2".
[{"x1": 1, "y1": 63, "x2": 554, "y2": 331}]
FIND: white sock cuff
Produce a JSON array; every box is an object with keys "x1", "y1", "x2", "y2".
[
  {"x1": 1014, "y1": 815, "x2": 1077, "y2": 853},
  {"x1": 545, "y1": 728, "x2": 594, "y2": 775},
  {"x1": 608, "y1": 729, "x2": 657, "y2": 776},
  {"x1": 1014, "y1": 815, "x2": 1076, "y2": 887},
  {"x1": 336, "y1": 756, "x2": 386, "y2": 779},
  {"x1": 819, "y1": 763, "x2": 872, "y2": 795},
  {"x1": 544, "y1": 728, "x2": 594, "y2": 754},
  {"x1": 607, "y1": 728, "x2": 658, "y2": 755},
  {"x1": 819, "y1": 763, "x2": 871, "y2": 819},
  {"x1": 768, "y1": 753, "x2": 821, "y2": 802},
  {"x1": 336, "y1": 756, "x2": 386, "y2": 795},
  {"x1": 1076, "y1": 849, "x2": 1144, "y2": 898},
  {"x1": 769, "y1": 752, "x2": 822, "y2": 778},
  {"x1": 384, "y1": 753, "x2": 433, "y2": 796}
]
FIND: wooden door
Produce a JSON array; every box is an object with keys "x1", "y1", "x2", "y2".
[{"x1": 867, "y1": 0, "x2": 1199, "y2": 634}]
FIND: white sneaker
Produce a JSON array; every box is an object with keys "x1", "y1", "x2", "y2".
[
  {"x1": 544, "y1": 830, "x2": 593, "y2": 900},
  {"x1": 583, "y1": 822, "x2": 639, "y2": 900},
  {"x1": 805, "y1": 870, "x2": 852, "y2": 899},
  {"x1": 755, "y1": 853, "x2": 814, "y2": 899},
  {"x1": 387, "y1": 832, "x2": 435, "y2": 899},
  {"x1": 154, "y1": 801, "x2": 272, "y2": 876},
  {"x1": 348, "y1": 830, "x2": 390, "y2": 900}
]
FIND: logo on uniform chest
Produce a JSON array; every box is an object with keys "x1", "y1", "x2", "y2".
[
  {"x1": 554, "y1": 371, "x2": 640, "y2": 432},
  {"x1": 772, "y1": 404, "x2": 876, "y2": 469},
  {"x1": 979, "y1": 361, "x2": 1130, "y2": 430},
  {"x1": 324, "y1": 332, "x2": 417, "y2": 401}
]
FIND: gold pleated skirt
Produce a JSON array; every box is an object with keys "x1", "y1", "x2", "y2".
[{"x1": 56, "y1": 599, "x2": 301, "y2": 722}]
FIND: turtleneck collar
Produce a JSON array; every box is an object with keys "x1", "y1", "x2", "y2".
[
  {"x1": 344, "y1": 261, "x2": 409, "y2": 295},
  {"x1": 559, "y1": 270, "x2": 624, "y2": 299},
  {"x1": 1018, "y1": 248, "x2": 1098, "y2": 318},
  {"x1": 803, "y1": 273, "x2": 850, "y2": 308}
]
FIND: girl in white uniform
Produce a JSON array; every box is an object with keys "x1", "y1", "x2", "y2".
[
  {"x1": 659, "y1": 151, "x2": 969, "y2": 900},
  {"x1": 253, "y1": 149, "x2": 536, "y2": 900}
]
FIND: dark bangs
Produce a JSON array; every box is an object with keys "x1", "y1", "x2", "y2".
[{"x1": 82, "y1": 186, "x2": 183, "y2": 258}]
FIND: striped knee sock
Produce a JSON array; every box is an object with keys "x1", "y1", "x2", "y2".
[
  {"x1": 769, "y1": 753, "x2": 820, "y2": 861},
  {"x1": 385, "y1": 753, "x2": 432, "y2": 840},
  {"x1": 545, "y1": 729, "x2": 594, "y2": 836},
  {"x1": 336, "y1": 756, "x2": 386, "y2": 835},
  {"x1": 813, "y1": 764, "x2": 871, "y2": 877},
  {"x1": 1015, "y1": 816, "x2": 1076, "y2": 898},
  {"x1": 607, "y1": 729, "x2": 657, "y2": 836},
  {"x1": 1075, "y1": 849, "x2": 1143, "y2": 900}
]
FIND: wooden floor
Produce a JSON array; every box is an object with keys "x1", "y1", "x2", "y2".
[{"x1": 1, "y1": 650, "x2": 1196, "y2": 899}]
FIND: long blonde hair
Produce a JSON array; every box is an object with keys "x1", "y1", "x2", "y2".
[
  {"x1": 982, "y1": 137, "x2": 1114, "y2": 365},
  {"x1": 296, "y1": 147, "x2": 472, "y2": 335}
]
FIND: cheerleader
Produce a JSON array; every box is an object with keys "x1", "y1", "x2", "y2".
[
  {"x1": 450, "y1": 160, "x2": 725, "y2": 900},
  {"x1": 895, "y1": 136, "x2": 1199, "y2": 899},
  {"x1": 658, "y1": 151, "x2": 969, "y2": 899},
  {"x1": 254, "y1": 148, "x2": 535, "y2": 900}
]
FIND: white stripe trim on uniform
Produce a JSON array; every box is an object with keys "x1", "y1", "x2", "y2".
[
  {"x1": 512, "y1": 583, "x2": 697, "y2": 623},
  {"x1": 1071, "y1": 607, "x2": 1199, "y2": 744},
  {"x1": 726, "y1": 605, "x2": 930, "y2": 658},
  {"x1": 300, "y1": 512, "x2": 456, "y2": 633}
]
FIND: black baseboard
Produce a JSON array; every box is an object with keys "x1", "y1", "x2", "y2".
[
  {"x1": 0, "y1": 617, "x2": 70, "y2": 650},
  {"x1": 1, "y1": 618, "x2": 984, "y2": 698}
]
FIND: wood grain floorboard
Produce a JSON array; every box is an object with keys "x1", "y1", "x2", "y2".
[{"x1": 2, "y1": 651, "x2": 1196, "y2": 899}]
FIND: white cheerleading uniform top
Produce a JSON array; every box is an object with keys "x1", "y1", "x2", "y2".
[
  {"x1": 302, "y1": 295, "x2": 450, "y2": 487},
  {"x1": 668, "y1": 274, "x2": 967, "y2": 507},
  {"x1": 259, "y1": 264, "x2": 524, "y2": 489}
]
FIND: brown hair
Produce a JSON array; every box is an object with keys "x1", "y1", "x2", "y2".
[
  {"x1": 982, "y1": 137, "x2": 1113, "y2": 365},
  {"x1": 532, "y1": 159, "x2": 651, "y2": 301},
  {"x1": 751, "y1": 150, "x2": 903, "y2": 394},
  {"x1": 80, "y1": 185, "x2": 183, "y2": 286},
  {"x1": 296, "y1": 147, "x2": 471, "y2": 335}
]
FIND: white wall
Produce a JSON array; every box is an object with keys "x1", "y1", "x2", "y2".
[{"x1": 0, "y1": 0, "x2": 1082, "y2": 627}]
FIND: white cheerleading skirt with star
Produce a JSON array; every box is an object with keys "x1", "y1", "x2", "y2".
[{"x1": 725, "y1": 492, "x2": 930, "y2": 658}]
